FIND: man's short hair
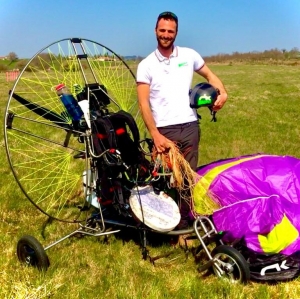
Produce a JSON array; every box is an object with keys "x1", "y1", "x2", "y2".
[{"x1": 156, "y1": 11, "x2": 178, "y2": 31}]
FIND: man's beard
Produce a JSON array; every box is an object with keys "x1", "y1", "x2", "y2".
[{"x1": 156, "y1": 36, "x2": 175, "y2": 50}]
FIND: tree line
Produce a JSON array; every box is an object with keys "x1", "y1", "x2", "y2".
[
  {"x1": 203, "y1": 47, "x2": 300, "y2": 65},
  {"x1": 1, "y1": 47, "x2": 299, "y2": 72}
]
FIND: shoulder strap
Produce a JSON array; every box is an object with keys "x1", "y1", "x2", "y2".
[
  {"x1": 94, "y1": 116, "x2": 118, "y2": 149},
  {"x1": 93, "y1": 110, "x2": 140, "y2": 150}
]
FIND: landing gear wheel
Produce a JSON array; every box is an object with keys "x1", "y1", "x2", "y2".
[
  {"x1": 4, "y1": 38, "x2": 143, "y2": 222},
  {"x1": 211, "y1": 245, "x2": 250, "y2": 283},
  {"x1": 17, "y1": 235, "x2": 49, "y2": 271}
]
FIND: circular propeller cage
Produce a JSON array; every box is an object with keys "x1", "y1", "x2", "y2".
[{"x1": 4, "y1": 37, "x2": 144, "y2": 222}]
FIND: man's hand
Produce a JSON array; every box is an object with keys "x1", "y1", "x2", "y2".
[
  {"x1": 212, "y1": 93, "x2": 227, "y2": 111},
  {"x1": 152, "y1": 131, "x2": 172, "y2": 153}
]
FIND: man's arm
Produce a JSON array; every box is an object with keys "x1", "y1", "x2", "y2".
[
  {"x1": 137, "y1": 82, "x2": 171, "y2": 152},
  {"x1": 195, "y1": 64, "x2": 228, "y2": 111}
]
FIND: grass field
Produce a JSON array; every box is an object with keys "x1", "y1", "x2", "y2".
[{"x1": 1, "y1": 64, "x2": 300, "y2": 299}]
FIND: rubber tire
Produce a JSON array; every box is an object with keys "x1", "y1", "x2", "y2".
[
  {"x1": 17, "y1": 235, "x2": 50, "y2": 271},
  {"x1": 211, "y1": 245, "x2": 250, "y2": 283}
]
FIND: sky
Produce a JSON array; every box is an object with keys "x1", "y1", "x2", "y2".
[{"x1": 0, "y1": 0, "x2": 299, "y2": 59}]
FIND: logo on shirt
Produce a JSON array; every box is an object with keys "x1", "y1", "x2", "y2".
[{"x1": 178, "y1": 62, "x2": 188, "y2": 67}]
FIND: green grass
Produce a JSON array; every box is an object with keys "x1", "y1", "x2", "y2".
[
  {"x1": 1, "y1": 64, "x2": 300, "y2": 298},
  {"x1": 197, "y1": 64, "x2": 300, "y2": 165}
]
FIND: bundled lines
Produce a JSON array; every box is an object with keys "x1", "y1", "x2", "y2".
[{"x1": 152, "y1": 142, "x2": 221, "y2": 216}]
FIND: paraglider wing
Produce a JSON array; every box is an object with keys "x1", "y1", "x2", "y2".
[{"x1": 195, "y1": 154, "x2": 300, "y2": 255}]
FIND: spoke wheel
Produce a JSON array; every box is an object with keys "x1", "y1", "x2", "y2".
[
  {"x1": 211, "y1": 245, "x2": 250, "y2": 283},
  {"x1": 4, "y1": 38, "x2": 143, "y2": 222},
  {"x1": 17, "y1": 235, "x2": 49, "y2": 271}
]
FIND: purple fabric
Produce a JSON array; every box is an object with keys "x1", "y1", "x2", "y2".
[
  {"x1": 212, "y1": 195, "x2": 282, "y2": 253},
  {"x1": 196, "y1": 154, "x2": 300, "y2": 255}
]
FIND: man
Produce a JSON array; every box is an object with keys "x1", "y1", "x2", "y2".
[{"x1": 136, "y1": 11, "x2": 227, "y2": 228}]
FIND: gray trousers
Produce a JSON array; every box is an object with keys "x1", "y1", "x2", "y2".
[{"x1": 158, "y1": 121, "x2": 200, "y2": 171}]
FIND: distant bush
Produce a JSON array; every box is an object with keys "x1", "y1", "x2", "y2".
[
  {"x1": 16, "y1": 60, "x2": 27, "y2": 71},
  {"x1": 62, "y1": 62, "x2": 80, "y2": 72},
  {"x1": 0, "y1": 64, "x2": 8, "y2": 72}
]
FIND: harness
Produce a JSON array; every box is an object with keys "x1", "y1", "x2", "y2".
[{"x1": 92, "y1": 109, "x2": 141, "y2": 166}]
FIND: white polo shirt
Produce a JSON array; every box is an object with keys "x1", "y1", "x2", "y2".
[{"x1": 136, "y1": 46, "x2": 205, "y2": 127}]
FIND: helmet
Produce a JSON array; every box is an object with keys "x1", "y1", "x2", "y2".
[{"x1": 189, "y1": 82, "x2": 218, "y2": 109}]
